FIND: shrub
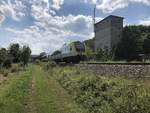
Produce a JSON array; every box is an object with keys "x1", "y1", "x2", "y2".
[
  {"x1": 3, "y1": 70, "x2": 9, "y2": 77},
  {"x1": 44, "y1": 61, "x2": 57, "y2": 70},
  {"x1": 35, "y1": 59, "x2": 40, "y2": 65},
  {"x1": 3, "y1": 58, "x2": 12, "y2": 68},
  {"x1": 11, "y1": 64, "x2": 19, "y2": 73},
  {"x1": 50, "y1": 67, "x2": 150, "y2": 113}
]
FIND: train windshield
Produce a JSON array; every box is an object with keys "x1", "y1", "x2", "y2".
[{"x1": 74, "y1": 42, "x2": 85, "y2": 52}]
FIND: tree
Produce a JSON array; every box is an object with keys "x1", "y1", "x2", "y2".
[
  {"x1": 0, "y1": 48, "x2": 7, "y2": 67},
  {"x1": 95, "y1": 48, "x2": 112, "y2": 61},
  {"x1": 8, "y1": 43, "x2": 21, "y2": 63},
  {"x1": 143, "y1": 34, "x2": 150, "y2": 54},
  {"x1": 85, "y1": 47, "x2": 94, "y2": 60},
  {"x1": 20, "y1": 46, "x2": 31, "y2": 65},
  {"x1": 115, "y1": 25, "x2": 145, "y2": 60}
]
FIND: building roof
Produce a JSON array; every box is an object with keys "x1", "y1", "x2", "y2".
[{"x1": 95, "y1": 15, "x2": 124, "y2": 25}]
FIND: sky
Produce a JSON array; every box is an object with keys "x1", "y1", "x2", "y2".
[{"x1": 0, "y1": 0, "x2": 150, "y2": 55}]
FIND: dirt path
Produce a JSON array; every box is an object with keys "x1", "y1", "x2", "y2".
[
  {"x1": 23, "y1": 71, "x2": 37, "y2": 113},
  {"x1": 23, "y1": 65, "x2": 86, "y2": 113}
]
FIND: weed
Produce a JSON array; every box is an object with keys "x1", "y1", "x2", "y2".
[{"x1": 50, "y1": 66, "x2": 150, "y2": 113}]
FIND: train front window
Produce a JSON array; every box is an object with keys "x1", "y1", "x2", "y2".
[{"x1": 75, "y1": 42, "x2": 85, "y2": 52}]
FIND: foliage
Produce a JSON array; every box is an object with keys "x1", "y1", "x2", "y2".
[
  {"x1": 11, "y1": 64, "x2": 20, "y2": 73},
  {"x1": 0, "y1": 66, "x2": 32, "y2": 113},
  {"x1": 49, "y1": 66, "x2": 150, "y2": 113},
  {"x1": 95, "y1": 48, "x2": 113, "y2": 61},
  {"x1": 0, "y1": 43, "x2": 32, "y2": 69},
  {"x1": 35, "y1": 59, "x2": 41, "y2": 65},
  {"x1": 20, "y1": 46, "x2": 31, "y2": 66},
  {"x1": 2, "y1": 69, "x2": 9, "y2": 77},
  {"x1": 3, "y1": 57, "x2": 12, "y2": 68},
  {"x1": 143, "y1": 34, "x2": 150, "y2": 54},
  {"x1": 84, "y1": 38, "x2": 95, "y2": 51},
  {"x1": 85, "y1": 47, "x2": 95, "y2": 60},
  {"x1": 0, "y1": 48, "x2": 7, "y2": 67},
  {"x1": 115, "y1": 25, "x2": 150, "y2": 60},
  {"x1": 8, "y1": 43, "x2": 21, "y2": 63}
]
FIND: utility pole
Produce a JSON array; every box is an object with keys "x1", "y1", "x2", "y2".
[
  {"x1": 93, "y1": 4, "x2": 96, "y2": 52},
  {"x1": 93, "y1": 4, "x2": 96, "y2": 32}
]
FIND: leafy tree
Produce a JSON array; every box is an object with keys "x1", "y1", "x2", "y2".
[
  {"x1": 3, "y1": 57, "x2": 12, "y2": 68},
  {"x1": 85, "y1": 47, "x2": 95, "y2": 60},
  {"x1": 115, "y1": 25, "x2": 146, "y2": 60},
  {"x1": 20, "y1": 46, "x2": 31, "y2": 65},
  {"x1": 0, "y1": 48, "x2": 7, "y2": 67},
  {"x1": 95, "y1": 47, "x2": 113, "y2": 61},
  {"x1": 143, "y1": 34, "x2": 150, "y2": 54},
  {"x1": 8, "y1": 43, "x2": 21, "y2": 63}
]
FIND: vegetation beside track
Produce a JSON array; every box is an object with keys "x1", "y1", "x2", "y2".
[
  {"x1": 26, "y1": 65, "x2": 86, "y2": 113},
  {"x1": 44, "y1": 62, "x2": 150, "y2": 113},
  {"x1": 0, "y1": 65, "x2": 32, "y2": 113},
  {"x1": 1, "y1": 62, "x2": 150, "y2": 113},
  {"x1": 0, "y1": 64, "x2": 87, "y2": 113}
]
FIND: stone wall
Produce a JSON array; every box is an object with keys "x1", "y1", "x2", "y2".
[{"x1": 76, "y1": 64, "x2": 150, "y2": 78}]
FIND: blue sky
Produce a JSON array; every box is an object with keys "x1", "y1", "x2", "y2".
[{"x1": 0, "y1": 0, "x2": 150, "y2": 54}]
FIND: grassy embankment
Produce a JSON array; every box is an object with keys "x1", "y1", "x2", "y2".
[
  {"x1": 29, "y1": 65, "x2": 86, "y2": 113},
  {"x1": 1, "y1": 62, "x2": 150, "y2": 113},
  {"x1": 44, "y1": 62, "x2": 150, "y2": 113},
  {"x1": 0, "y1": 65, "x2": 32, "y2": 113},
  {"x1": 0, "y1": 64, "x2": 87, "y2": 113}
]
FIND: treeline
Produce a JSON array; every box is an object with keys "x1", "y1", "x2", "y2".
[
  {"x1": 116, "y1": 25, "x2": 150, "y2": 60},
  {"x1": 84, "y1": 25, "x2": 150, "y2": 61},
  {"x1": 0, "y1": 43, "x2": 31, "y2": 68}
]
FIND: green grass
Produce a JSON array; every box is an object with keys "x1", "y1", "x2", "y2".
[
  {"x1": 0, "y1": 65, "x2": 32, "y2": 113},
  {"x1": 1, "y1": 63, "x2": 150, "y2": 113},
  {"x1": 0, "y1": 64, "x2": 87, "y2": 113},
  {"x1": 31, "y1": 65, "x2": 86, "y2": 113},
  {"x1": 47, "y1": 65, "x2": 150, "y2": 113}
]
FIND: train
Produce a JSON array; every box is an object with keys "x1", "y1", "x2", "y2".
[{"x1": 50, "y1": 41, "x2": 86, "y2": 63}]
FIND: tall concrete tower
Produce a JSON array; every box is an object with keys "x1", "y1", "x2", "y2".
[{"x1": 94, "y1": 15, "x2": 123, "y2": 52}]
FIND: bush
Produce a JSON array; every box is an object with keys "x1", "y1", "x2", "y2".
[
  {"x1": 43, "y1": 61, "x2": 57, "y2": 71},
  {"x1": 11, "y1": 64, "x2": 19, "y2": 73},
  {"x1": 3, "y1": 58, "x2": 12, "y2": 68},
  {"x1": 35, "y1": 59, "x2": 40, "y2": 65},
  {"x1": 50, "y1": 67, "x2": 150, "y2": 113},
  {"x1": 1, "y1": 69, "x2": 9, "y2": 77}
]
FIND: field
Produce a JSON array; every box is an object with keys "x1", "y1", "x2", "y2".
[{"x1": 0, "y1": 63, "x2": 150, "y2": 113}]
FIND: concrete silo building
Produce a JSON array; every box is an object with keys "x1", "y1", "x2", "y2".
[{"x1": 94, "y1": 15, "x2": 123, "y2": 52}]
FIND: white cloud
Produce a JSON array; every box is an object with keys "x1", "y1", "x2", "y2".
[
  {"x1": 0, "y1": 14, "x2": 5, "y2": 24},
  {"x1": 7, "y1": 14, "x2": 95, "y2": 54},
  {"x1": 6, "y1": 2, "x2": 98, "y2": 54},
  {"x1": 0, "y1": 0, "x2": 26, "y2": 22},
  {"x1": 139, "y1": 17, "x2": 150, "y2": 25},
  {"x1": 51, "y1": 0, "x2": 64, "y2": 10},
  {"x1": 84, "y1": 0, "x2": 99, "y2": 4},
  {"x1": 3, "y1": 0, "x2": 105, "y2": 54},
  {"x1": 85, "y1": 0, "x2": 150, "y2": 13}
]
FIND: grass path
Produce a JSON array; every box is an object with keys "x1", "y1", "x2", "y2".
[
  {"x1": 0, "y1": 66, "x2": 32, "y2": 113},
  {"x1": 23, "y1": 65, "x2": 86, "y2": 113},
  {"x1": 0, "y1": 65, "x2": 86, "y2": 113}
]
